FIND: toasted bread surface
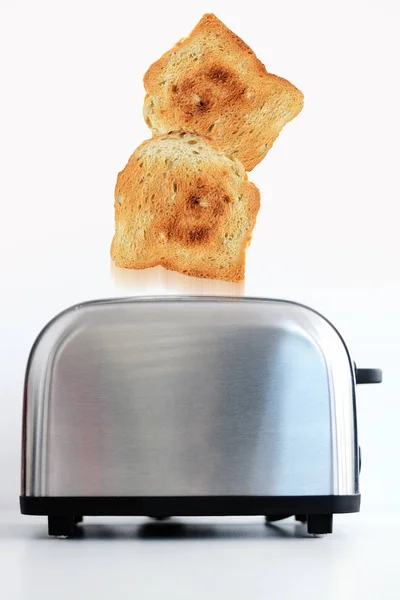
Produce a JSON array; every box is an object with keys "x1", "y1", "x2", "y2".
[
  {"x1": 111, "y1": 132, "x2": 260, "y2": 281},
  {"x1": 143, "y1": 13, "x2": 303, "y2": 171}
]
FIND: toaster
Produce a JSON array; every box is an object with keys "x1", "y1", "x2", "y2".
[{"x1": 20, "y1": 296, "x2": 381, "y2": 537}]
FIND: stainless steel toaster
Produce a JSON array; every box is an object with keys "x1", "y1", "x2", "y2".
[{"x1": 20, "y1": 296, "x2": 382, "y2": 536}]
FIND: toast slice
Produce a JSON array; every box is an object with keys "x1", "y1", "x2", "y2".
[
  {"x1": 111, "y1": 132, "x2": 260, "y2": 281},
  {"x1": 143, "y1": 13, "x2": 303, "y2": 171}
]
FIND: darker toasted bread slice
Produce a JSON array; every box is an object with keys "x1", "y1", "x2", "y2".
[{"x1": 143, "y1": 13, "x2": 303, "y2": 171}]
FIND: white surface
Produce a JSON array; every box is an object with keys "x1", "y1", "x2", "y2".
[
  {"x1": 1, "y1": 510, "x2": 399, "y2": 600},
  {"x1": 0, "y1": 0, "x2": 399, "y2": 591}
]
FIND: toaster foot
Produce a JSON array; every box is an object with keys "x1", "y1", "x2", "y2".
[
  {"x1": 307, "y1": 514, "x2": 333, "y2": 535},
  {"x1": 48, "y1": 516, "x2": 75, "y2": 538}
]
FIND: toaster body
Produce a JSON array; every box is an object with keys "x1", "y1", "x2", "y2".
[{"x1": 21, "y1": 297, "x2": 381, "y2": 536}]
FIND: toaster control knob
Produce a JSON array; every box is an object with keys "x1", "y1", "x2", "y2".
[{"x1": 355, "y1": 367, "x2": 382, "y2": 384}]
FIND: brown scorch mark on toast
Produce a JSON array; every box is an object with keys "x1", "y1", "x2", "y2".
[
  {"x1": 111, "y1": 132, "x2": 260, "y2": 282},
  {"x1": 143, "y1": 13, "x2": 303, "y2": 171}
]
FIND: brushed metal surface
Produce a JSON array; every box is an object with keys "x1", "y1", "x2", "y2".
[{"x1": 22, "y1": 297, "x2": 358, "y2": 497}]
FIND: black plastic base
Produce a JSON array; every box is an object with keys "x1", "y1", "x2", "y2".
[
  {"x1": 22, "y1": 495, "x2": 359, "y2": 537},
  {"x1": 21, "y1": 494, "x2": 360, "y2": 518}
]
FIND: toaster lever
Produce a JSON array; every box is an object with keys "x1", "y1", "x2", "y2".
[{"x1": 355, "y1": 368, "x2": 382, "y2": 384}]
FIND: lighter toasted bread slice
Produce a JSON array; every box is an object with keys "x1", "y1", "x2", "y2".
[
  {"x1": 111, "y1": 132, "x2": 260, "y2": 281},
  {"x1": 143, "y1": 13, "x2": 303, "y2": 171}
]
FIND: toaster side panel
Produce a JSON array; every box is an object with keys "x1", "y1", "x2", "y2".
[
  {"x1": 22, "y1": 298, "x2": 358, "y2": 498},
  {"x1": 22, "y1": 309, "x2": 84, "y2": 497}
]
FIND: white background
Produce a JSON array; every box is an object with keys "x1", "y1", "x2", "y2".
[{"x1": 0, "y1": 0, "x2": 399, "y2": 597}]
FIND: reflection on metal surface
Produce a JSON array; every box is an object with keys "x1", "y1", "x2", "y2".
[{"x1": 22, "y1": 297, "x2": 357, "y2": 498}]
